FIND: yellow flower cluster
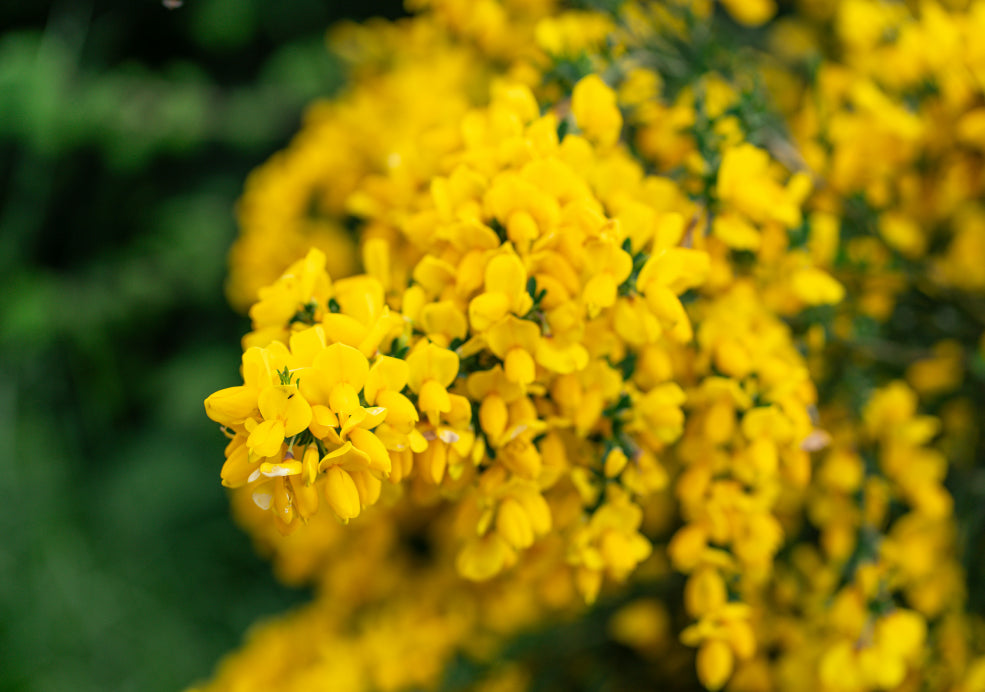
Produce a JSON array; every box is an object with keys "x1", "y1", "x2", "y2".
[
  {"x1": 778, "y1": 0, "x2": 985, "y2": 312},
  {"x1": 190, "y1": 490, "x2": 564, "y2": 692},
  {"x1": 196, "y1": 1, "x2": 985, "y2": 691},
  {"x1": 210, "y1": 68, "x2": 713, "y2": 589},
  {"x1": 733, "y1": 382, "x2": 973, "y2": 692},
  {"x1": 226, "y1": 5, "x2": 550, "y2": 310}
]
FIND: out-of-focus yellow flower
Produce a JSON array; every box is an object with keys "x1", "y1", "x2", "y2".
[
  {"x1": 696, "y1": 638, "x2": 734, "y2": 690},
  {"x1": 718, "y1": 144, "x2": 811, "y2": 229},
  {"x1": 572, "y1": 74, "x2": 623, "y2": 148},
  {"x1": 534, "y1": 10, "x2": 614, "y2": 57},
  {"x1": 791, "y1": 267, "x2": 845, "y2": 305},
  {"x1": 719, "y1": 0, "x2": 776, "y2": 27}
]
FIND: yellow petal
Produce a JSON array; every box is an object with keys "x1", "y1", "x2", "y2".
[
  {"x1": 314, "y1": 342, "x2": 370, "y2": 391},
  {"x1": 324, "y1": 466, "x2": 361, "y2": 521},
  {"x1": 575, "y1": 566, "x2": 603, "y2": 604},
  {"x1": 636, "y1": 248, "x2": 710, "y2": 295},
  {"x1": 357, "y1": 406, "x2": 388, "y2": 430},
  {"x1": 496, "y1": 498, "x2": 535, "y2": 549},
  {"x1": 357, "y1": 308, "x2": 402, "y2": 359},
  {"x1": 407, "y1": 342, "x2": 460, "y2": 390},
  {"x1": 339, "y1": 404, "x2": 367, "y2": 440},
  {"x1": 350, "y1": 469, "x2": 382, "y2": 507},
  {"x1": 408, "y1": 428, "x2": 429, "y2": 454},
  {"x1": 247, "y1": 418, "x2": 285, "y2": 458},
  {"x1": 724, "y1": 619, "x2": 757, "y2": 661},
  {"x1": 504, "y1": 347, "x2": 536, "y2": 385},
  {"x1": 668, "y1": 524, "x2": 707, "y2": 572},
  {"x1": 535, "y1": 338, "x2": 588, "y2": 374},
  {"x1": 419, "y1": 380, "x2": 451, "y2": 417},
  {"x1": 362, "y1": 237, "x2": 391, "y2": 291},
  {"x1": 719, "y1": 0, "x2": 775, "y2": 26},
  {"x1": 501, "y1": 437, "x2": 542, "y2": 479},
  {"x1": 320, "y1": 441, "x2": 354, "y2": 468},
  {"x1": 644, "y1": 285, "x2": 693, "y2": 342},
  {"x1": 298, "y1": 247, "x2": 329, "y2": 297},
  {"x1": 220, "y1": 440, "x2": 254, "y2": 488},
  {"x1": 376, "y1": 390, "x2": 418, "y2": 432},
  {"x1": 301, "y1": 445, "x2": 319, "y2": 485},
  {"x1": 288, "y1": 326, "x2": 327, "y2": 368},
  {"x1": 329, "y1": 382, "x2": 362, "y2": 416},
  {"x1": 321, "y1": 313, "x2": 368, "y2": 349},
  {"x1": 364, "y1": 355, "x2": 410, "y2": 404},
  {"x1": 456, "y1": 534, "x2": 513, "y2": 581},
  {"x1": 486, "y1": 315, "x2": 541, "y2": 358},
  {"x1": 514, "y1": 487, "x2": 551, "y2": 535},
  {"x1": 684, "y1": 567, "x2": 727, "y2": 617},
  {"x1": 485, "y1": 253, "x2": 527, "y2": 301},
  {"x1": 479, "y1": 394, "x2": 509, "y2": 442},
  {"x1": 333, "y1": 275, "x2": 384, "y2": 325},
  {"x1": 572, "y1": 74, "x2": 622, "y2": 147},
  {"x1": 583, "y1": 273, "x2": 617, "y2": 317},
  {"x1": 257, "y1": 384, "x2": 300, "y2": 423},
  {"x1": 468, "y1": 292, "x2": 511, "y2": 333},
  {"x1": 696, "y1": 639, "x2": 734, "y2": 691},
  {"x1": 349, "y1": 428, "x2": 392, "y2": 475},
  {"x1": 205, "y1": 386, "x2": 257, "y2": 425},
  {"x1": 283, "y1": 393, "x2": 312, "y2": 437},
  {"x1": 241, "y1": 346, "x2": 276, "y2": 391},
  {"x1": 712, "y1": 213, "x2": 761, "y2": 250},
  {"x1": 413, "y1": 255, "x2": 456, "y2": 296},
  {"x1": 604, "y1": 447, "x2": 629, "y2": 478},
  {"x1": 791, "y1": 267, "x2": 845, "y2": 305},
  {"x1": 423, "y1": 439, "x2": 447, "y2": 484},
  {"x1": 288, "y1": 472, "x2": 319, "y2": 519},
  {"x1": 308, "y1": 404, "x2": 339, "y2": 439},
  {"x1": 421, "y1": 301, "x2": 468, "y2": 341}
]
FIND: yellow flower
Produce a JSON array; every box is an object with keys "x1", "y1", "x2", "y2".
[
  {"x1": 245, "y1": 385, "x2": 313, "y2": 458},
  {"x1": 718, "y1": 0, "x2": 776, "y2": 27},
  {"x1": 485, "y1": 315, "x2": 541, "y2": 385},
  {"x1": 905, "y1": 340, "x2": 964, "y2": 396},
  {"x1": 204, "y1": 346, "x2": 284, "y2": 426},
  {"x1": 534, "y1": 11, "x2": 614, "y2": 57},
  {"x1": 608, "y1": 599, "x2": 670, "y2": 655},
  {"x1": 457, "y1": 533, "x2": 515, "y2": 581},
  {"x1": 302, "y1": 343, "x2": 370, "y2": 417},
  {"x1": 406, "y1": 341, "x2": 460, "y2": 424},
  {"x1": 324, "y1": 465, "x2": 361, "y2": 521},
  {"x1": 219, "y1": 436, "x2": 253, "y2": 488},
  {"x1": 633, "y1": 383, "x2": 687, "y2": 443},
  {"x1": 684, "y1": 566, "x2": 728, "y2": 618},
  {"x1": 568, "y1": 489, "x2": 652, "y2": 602},
  {"x1": 790, "y1": 267, "x2": 845, "y2": 306},
  {"x1": 365, "y1": 356, "x2": 419, "y2": 433},
  {"x1": 572, "y1": 75, "x2": 623, "y2": 148},
  {"x1": 696, "y1": 638, "x2": 734, "y2": 691},
  {"x1": 716, "y1": 144, "x2": 808, "y2": 228},
  {"x1": 581, "y1": 237, "x2": 633, "y2": 317},
  {"x1": 468, "y1": 252, "x2": 534, "y2": 332},
  {"x1": 490, "y1": 482, "x2": 551, "y2": 552}
]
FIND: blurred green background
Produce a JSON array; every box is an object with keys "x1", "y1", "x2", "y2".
[{"x1": 0, "y1": 1, "x2": 399, "y2": 690}]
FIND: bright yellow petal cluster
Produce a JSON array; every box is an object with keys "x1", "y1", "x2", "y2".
[{"x1": 195, "y1": 2, "x2": 985, "y2": 691}]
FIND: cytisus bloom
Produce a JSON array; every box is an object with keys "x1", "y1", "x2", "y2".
[{"x1": 197, "y1": 1, "x2": 985, "y2": 691}]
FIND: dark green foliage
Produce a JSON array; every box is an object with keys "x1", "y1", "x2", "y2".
[{"x1": 0, "y1": 2, "x2": 401, "y2": 691}]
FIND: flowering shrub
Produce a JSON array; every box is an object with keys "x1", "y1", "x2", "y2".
[{"x1": 196, "y1": 1, "x2": 985, "y2": 690}]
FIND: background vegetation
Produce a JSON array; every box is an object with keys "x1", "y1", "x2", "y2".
[{"x1": 0, "y1": 1, "x2": 400, "y2": 690}]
